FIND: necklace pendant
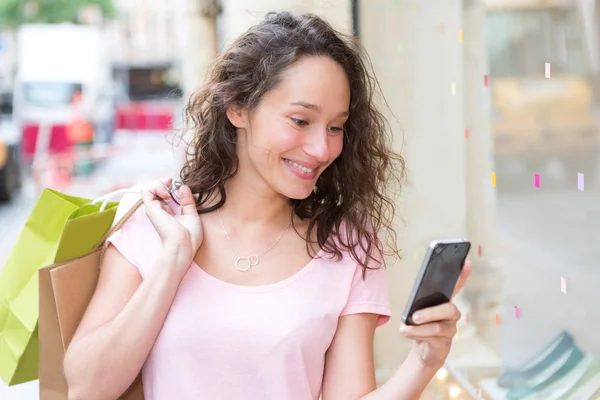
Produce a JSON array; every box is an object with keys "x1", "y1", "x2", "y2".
[{"x1": 236, "y1": 254, "x2": 259, "y2": 272}]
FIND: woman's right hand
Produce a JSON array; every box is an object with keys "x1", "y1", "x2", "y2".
[{"x1": 140, "y1": 177, "x2": 203, "y2": 273}]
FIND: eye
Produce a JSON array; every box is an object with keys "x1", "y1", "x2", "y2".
[
  {"x1": 291, "y1": 118, "x2": 308, "y2": 127},
  {"x1": 329, "y1": 126, "x2": 344, "y2": 134}
]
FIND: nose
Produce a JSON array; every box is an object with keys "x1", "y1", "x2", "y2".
[{"x1": 303, "y1": 128, "x2": 331, "y2": 163}]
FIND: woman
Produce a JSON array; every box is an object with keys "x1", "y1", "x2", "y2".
[{"x1": 64, "y1": 11, "x2": 470, "y2": 400}]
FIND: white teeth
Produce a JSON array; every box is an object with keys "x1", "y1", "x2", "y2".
[{"x1": 284, "y1": 159, "x2": 314, "y2": 173}]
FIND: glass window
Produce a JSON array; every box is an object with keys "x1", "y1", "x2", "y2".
[
  {"x1": 485, "y1": 7, "x2": 589, "y2": 78},
  {"x1": 127, "y1": 65, "x2": 182, "y2": 101}
]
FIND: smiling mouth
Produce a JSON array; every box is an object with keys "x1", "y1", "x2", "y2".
[{"x1": 283, "y1": 159, "x2": 315, "y2": 173}]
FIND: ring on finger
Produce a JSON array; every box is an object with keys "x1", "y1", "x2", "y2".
[{"x1": 169, "y1": 181, "x2": 183, "y2": 205}]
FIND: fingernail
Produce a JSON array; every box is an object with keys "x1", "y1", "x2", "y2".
[
  {"x1": 400, "y1": 325, "x2": 408, "y2": 333},
  {"x1": 413, "y1": 313, "x2": 422, "y2": 322}
]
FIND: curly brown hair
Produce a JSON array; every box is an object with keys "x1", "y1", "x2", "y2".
[{"x1": 179, "y1": 11, "x2": 405, "y2": 277}]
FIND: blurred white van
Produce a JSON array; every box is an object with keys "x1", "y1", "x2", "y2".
[{"x1": 13, "y1": 23, "x2": 115, "y2": 161}]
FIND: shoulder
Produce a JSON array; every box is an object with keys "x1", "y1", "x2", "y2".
[
  {"x1": 107, "y1": 193, "x2": 177, "y2": 278},
  {"x1": 112, "y1": 192, "x2": 146, "y2": 228},
  {"x1": 112, "y1": 191, "x2": 180, "y2": 232}
]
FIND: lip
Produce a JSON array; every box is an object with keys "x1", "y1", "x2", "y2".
[{"x1": 283, "y1": 158, "x2": 318, "y2": 180}]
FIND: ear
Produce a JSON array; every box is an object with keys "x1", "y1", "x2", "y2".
[{"x1": 226, "y1": 105, "x2": 249, "y2": 129}]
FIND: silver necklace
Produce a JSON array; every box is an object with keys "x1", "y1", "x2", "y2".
[{"x1": 217, "y1": 209, "x2": 292, "y2": 272}]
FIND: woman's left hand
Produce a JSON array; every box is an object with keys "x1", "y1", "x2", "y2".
[{"x1": 400, "y1": 260, "x2": 472, "y2": 369}]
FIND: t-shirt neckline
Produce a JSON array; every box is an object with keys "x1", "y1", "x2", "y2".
[{"x1": 191, "y1": 247, "x2": 327, "y2": 293}]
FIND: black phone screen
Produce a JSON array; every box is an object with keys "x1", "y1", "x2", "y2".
[{"x1": 407, "y1": 242, "x2": 470, "y2": 322}]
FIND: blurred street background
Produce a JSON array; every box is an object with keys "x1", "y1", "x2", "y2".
[{"x1": 1, "y1": 0, "x2": 600, "y2": 399}]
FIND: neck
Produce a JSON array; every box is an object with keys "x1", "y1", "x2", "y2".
[{"x1": 218, "y1": 173, "x2": 293, "y2": 228}]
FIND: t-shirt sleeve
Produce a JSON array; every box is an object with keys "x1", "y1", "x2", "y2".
[
  {"x1": 340, "y1": 243, "x2": 391, "y2": 327},
  {"x1": 105, "y1": 192, "x2": 179, "y2": 279},
  {"x1": 105, "y1": 193, "x2": 146, "y2": 277}
]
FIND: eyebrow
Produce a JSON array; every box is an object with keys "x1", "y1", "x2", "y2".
[{"x1": 290, "y1": 101, "x2": 349, "y2": 117}]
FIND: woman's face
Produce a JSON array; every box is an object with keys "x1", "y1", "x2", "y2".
[{"x1": 227, "y1": 56, "x2": 350, "y2": 200}]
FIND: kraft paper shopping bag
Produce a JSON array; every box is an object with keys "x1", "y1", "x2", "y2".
[{"x1": 39, "y1": 198, "x2": 145, "y2": 399}]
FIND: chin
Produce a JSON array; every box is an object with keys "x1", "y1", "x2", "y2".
[
  {"x1": 279, "y1": 185, "x2": 314, "y2": 200},
  {"x1": 272, "y1": 177, "x2": 314, "y2": 200},
  {"x1": 274, "y1": 160, "x2": 319, "y2": 200}
]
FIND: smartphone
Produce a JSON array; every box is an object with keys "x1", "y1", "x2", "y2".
[{"x1": 402, "y1": 239, "x2": 471, "y2": 325}]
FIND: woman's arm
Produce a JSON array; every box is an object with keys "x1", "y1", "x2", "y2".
[
  {"x1": 360, "y1": 347, "x2": 438, "y2": 400},
  {"x1": 323, "y1": 261, "x2": 471, "y2": 399},
  {"x1": 321, "y1": 314, "x2": 379, "y2": 399},
  {"x1": 63, "y1": 245, "x2": 187, "y2": 400},
  {"x1": 321, "y1": 314, "x2": 436, "y2": 400}
]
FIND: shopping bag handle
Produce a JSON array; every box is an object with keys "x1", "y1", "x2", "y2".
[{"x1": 91, "y1": 189, "x2": 142, "y2": 212}]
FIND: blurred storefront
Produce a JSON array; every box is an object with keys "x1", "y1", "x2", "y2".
[
  {"x1": 106, "y1": 0, "x2": 186, "y2": 131},
  {"x1": 1, "y1": 0, "x2": 600, "y2": 399},
  {"x1": 363, "y1": 0, "x2": 599, "y2": 399}
]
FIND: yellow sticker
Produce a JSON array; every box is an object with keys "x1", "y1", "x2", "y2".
[
  {"x1": 459, "y1": 29, "x2": 464, "y2": 42},
  {"x1": 491, "y1": 172, "x2": 497, "y2": 187}
]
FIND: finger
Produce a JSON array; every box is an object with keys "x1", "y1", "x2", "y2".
[
  {"x1": 145, "y1": 181, "x2": 173, "y2": 203},
  {"x1": 141, "y1": 182, "x2": 174, "y2": 221},
  {"x1": 451, "y1": 259, "x2": 472, "y2": 299},
  {"x1": 400, "y1": 321, "x2": 456, "y2": 340},
  {"x1": 142, "y1": 185, "x2": 180, "y2": 237},
  {"x1": 177, "y1": 185, "x2": 199, "y2": 216},
  {"x1": 410, "y1": 303, "x2": 461, "y2": 325},
  {"x1": 158, "y1": 177, "x2": 173, "y2": 188}
]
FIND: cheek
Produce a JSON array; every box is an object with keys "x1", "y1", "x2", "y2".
[
  {"x1": 329, "y1": 135, "x2": 344, "y2": 160},
  {"x1": 261, "y1": 125, "x2": 303, "y2": 155},
  {"x1": 246, "y1": 121, "x2": 291, "y2": 154}
]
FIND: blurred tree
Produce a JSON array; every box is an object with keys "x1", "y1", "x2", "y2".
[{"x1": 0, "y1": 0, "x2": 116, "y2": 29}]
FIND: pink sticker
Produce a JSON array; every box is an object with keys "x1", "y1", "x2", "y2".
[
  {"x1": 534, "y1": 173, "x2": 540, "y2": 188},
  {"x1": 514, "y1": 306, "x2": 520, "y2": 319}
]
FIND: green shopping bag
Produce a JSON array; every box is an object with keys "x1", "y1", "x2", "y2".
[{"x1": 0, "y1": 188, "x2": 121, "y2": 386}]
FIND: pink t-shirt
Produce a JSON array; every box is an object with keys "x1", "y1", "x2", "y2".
[{"x1": 106, "y1": 194, "x2": 391, "y2": 400}]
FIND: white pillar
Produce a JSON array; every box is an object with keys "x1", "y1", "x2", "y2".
[
  {"x1": 134, "y1": 0, "x2": 147, "y2": 58},
  {"x1": 360, "y1": 0, "x2": 466, "y2": 382},
  {"x1": 295, "y1": 0, "x2": 353, "y2": 35},
  {"x1": 155, "y1": 0, "x2": 169, "y2": 61},
  {"x1": 181, "y1": 0, "x2": 219, "y2": 99},
  {"x1": 463, "y1": 0, "x2": 501, "y2": 353},
  {"x1": 220, "y1": 0, "x2": 293, "y2": 49},
  {"x1": 219, "y1": 0, "x2": 351, "y2": 50}
]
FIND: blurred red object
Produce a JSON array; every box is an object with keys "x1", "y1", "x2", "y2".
[
  {"x1": 31, "y1": 152, "x2": 73, "y2": 191},
  {"x1": 116, "y1": 102, "x2": 173, "y2": 131},
  {"x1": 22, "y1": 123, "x2": 72, "y2": 161}
]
